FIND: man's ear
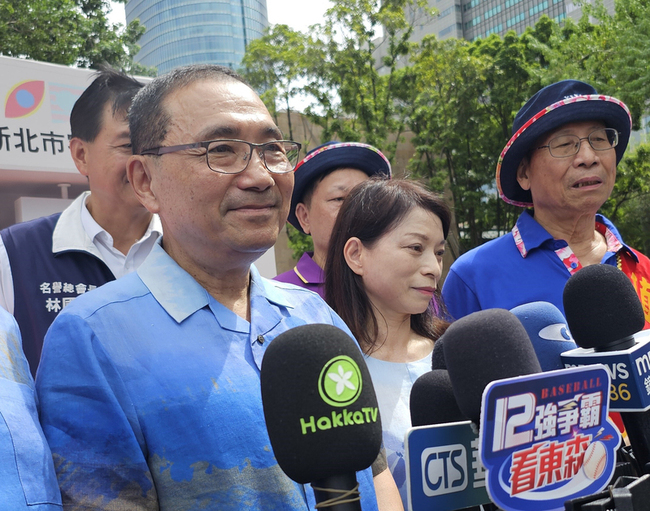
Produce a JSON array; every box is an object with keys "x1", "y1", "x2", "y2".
[
  {"x1": 343, "y1": 237, "x2": 365, "y2": 276},
  {"x1": 295, "y1": 202, "x2": 311, "y2": 235},
  {"x1": 69, "y1": 138, "x2": 90, "y2": 177},
  {"x1": 516, "y1": 158, "x2": 531, "y2": 191},
  {"x1": 127, "y1": 155, "x2": 160, "y2": 214}
]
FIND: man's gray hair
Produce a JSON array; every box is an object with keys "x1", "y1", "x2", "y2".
[{"x1": 129, "y1": 64, "x2": 250, "y2": 155}]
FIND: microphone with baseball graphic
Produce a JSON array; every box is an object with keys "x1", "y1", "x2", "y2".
[
  {"x1": 435, "y1": 308, "x2": 621, "y2": 509},
  {"x1": 260, "y1": 323, "x2": 382, "y2": 510}
]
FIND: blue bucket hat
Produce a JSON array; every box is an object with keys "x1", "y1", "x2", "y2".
[
  {"x1": 497, "y1": 80, "x2": 632, "y2": 207},
  {"x1": 287, "y1": 141, "x2": 392, "y2": 233}
]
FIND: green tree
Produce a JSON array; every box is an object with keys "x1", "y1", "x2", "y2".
[
  {"x1": 0, "y1": 0, "x2": 152, "y2": 74},
  {"x1": 240, "y1": 25, "x2": 308, "y2": 140},
  {"x1": 300, "y1": 0, "x2": 433, "y2": 157},
  {"x1": 404, "y1": 33, "x2": 534, "y2": 253}
]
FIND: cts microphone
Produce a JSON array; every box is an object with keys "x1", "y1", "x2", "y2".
[
  {"x1": 563, "y1": 263, "x2": 650, "y2": 475},
  {"x1": 260, "y1": 324, "x2": 382, "y2": 509},
  {"x1": 410, "y1": 369, "x2": 466, "y2": 427},
  {"x1": 510, "y1": 301, "x2": 578, "y2": 371},
  {"x1": 441, "y1": 308, "x2": 542, "y2": 424}
]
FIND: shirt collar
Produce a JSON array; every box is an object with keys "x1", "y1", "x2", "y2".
[
  {"x1": 138, "y1": 241, "x2": 293, "y2": 324},
  {"x1": 294, "y1": 252, "x2": 325, "y2": 284},
  {"x1": 52, "y1": 191, "x2": 163, "y2": 254},
  {"x1": 52, "y1": 191, "x2": 100, "y2": 256},
  {"x1": 511, "y1": 210, "x2": 637, "y2": 261}
]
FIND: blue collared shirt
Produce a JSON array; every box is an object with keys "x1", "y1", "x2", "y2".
[
  {"x1": 0, "y1": 307, "x2": 61, "y2": 510},
  {"x1": 442, "y1": 210, "x2": 639, "y2": 320},
  {"x1": 36, "y1": 242, "x2": 378, "y2": 510}
]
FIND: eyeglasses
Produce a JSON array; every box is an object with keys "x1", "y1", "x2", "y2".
[
  {"x1": 536, "y1": 128, "x2": 619, "y2": 158},
  {"x1": 140, "y1": 139, "x2": 302, "y2": 174}
]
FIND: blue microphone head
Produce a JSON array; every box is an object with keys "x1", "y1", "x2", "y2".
[{"x1": 510, "y1": 301, "x2": 577, "y2": 371}]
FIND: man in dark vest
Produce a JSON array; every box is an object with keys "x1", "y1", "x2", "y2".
[{"x1": 0, "y1": 67, "x2": 162, "y2": 377}]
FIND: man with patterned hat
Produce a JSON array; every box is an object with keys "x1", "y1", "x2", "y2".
[
  {"x1": 442, "y1": 79, "x2": 650, "y2": 325},
  {"x1": 275, "y1": 141, "x2": 392, "y2": 298}
]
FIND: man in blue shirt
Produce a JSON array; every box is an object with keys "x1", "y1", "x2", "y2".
[
  {"x1": 36, "y1": 65, "x2": 381, "y2": 510},
  {"x1": 0, "y1": 306, "x2": 61, "y2": 510},
  {"x1": 442, "y1": 80, "x2": 650, "y2": 324}
]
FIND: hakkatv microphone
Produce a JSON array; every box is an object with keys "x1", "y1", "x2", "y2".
[
  {"x1": 442, "y1": 308, "x2": 542, "y2": 425},
  {"x1": 260, "y1": 324, "x2": 382, "y2": 510},
  {"x1": 510, "y1": 301, "x2": 578, "y2": 371},
  {"x1": 410, "y1": 369, "x2": 467, "y2": 427},
  {"x1": 562, "y1": 263, "x2": 650, "y2": 475}
]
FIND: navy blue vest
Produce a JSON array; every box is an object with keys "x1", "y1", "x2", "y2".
[{"x1": 1, "y1": 213, "x2": 115, "y2": 377}]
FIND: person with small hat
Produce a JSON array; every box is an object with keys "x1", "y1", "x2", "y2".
[
  {"x1": 442, "y1": 79, "x2": 650, "y2": 324},
  {"x1": 275, "y1": 141, "x2": 392, "y2": 298}
]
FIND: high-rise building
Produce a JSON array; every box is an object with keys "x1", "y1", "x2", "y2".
[
  {"x1": 401, "y1": 0, "x2": 614, "y2": 43},
  {"x1": 126, "y1": 0, "x2": 269, "y2": 74}
]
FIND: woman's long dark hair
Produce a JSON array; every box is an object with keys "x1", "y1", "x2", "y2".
[{"x1": 325, "y1": 178, "x2": 452, "y2": 355}]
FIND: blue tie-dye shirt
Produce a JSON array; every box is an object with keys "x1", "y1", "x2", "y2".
[
  {"x1": 0, "y1": 307, "x2": 61, "y2": 510},
  {"x1": 36, "y1": 242, "x2": 378, "y2": 510}
]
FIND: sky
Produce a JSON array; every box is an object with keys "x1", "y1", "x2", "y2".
[{"x1": 108, "y1": 0, "x2": 332, "y2": 34}]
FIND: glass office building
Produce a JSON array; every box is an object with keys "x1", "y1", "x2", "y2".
[
  {"x1": 400, "y1": 0, "x2": 613, "y2": 42},
  {"x1": 126, "y1": 0, "x2": 268, "y2": 74}
]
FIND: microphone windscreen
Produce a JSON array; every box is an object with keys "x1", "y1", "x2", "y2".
[
  {"x1": 442, "y1": 309, "x2": 542, "y2": 424},
  {"x1": 563, "y1": 264, "x2": 645, "y2": 349},
  {"x1": 431, "y1": 337, "x2": 446, "y2": 370},
  {"x1": 410, "y1": 369, "x2": 466, "y2": 426},
  {"x1": 510, "y1": 301, "x2": 578, "y2": 371},
  {"x1": 260, "y1": 324, "x2": 382, "y2": 484}
]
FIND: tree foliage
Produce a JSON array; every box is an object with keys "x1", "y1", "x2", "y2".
[
  {"x1": 0, "y1": 0, "x2": 153, "y2": 74},
  {"x1": 241, "y1": 0, "x2": 434, "y2": 157}
]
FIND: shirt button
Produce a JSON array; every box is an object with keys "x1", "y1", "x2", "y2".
[
  {"x1": 570, "y1": 262, "x2": 578, "y2": 269},
  {"x1": 257, "y1": 335, "x2": 265, "y2": 344}
]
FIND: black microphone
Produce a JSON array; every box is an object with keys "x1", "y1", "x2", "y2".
[
  {"x1": 441, "y1": 309, "x2": 542, "y2": 425},
  {"x1": 510, "y1": 301, "x2": 578, "y2": 371},
  {"x1": 260, "y1": 324, "x2": 382, "y2": 510},
  {"x1": 431, "y1": 337, "x2": 446, "y2": 370},
  {"x1": 410, "y1": 369, "x2": 466, "y2": 427},
  {"x1": 564, "y1": 264, "x2": 645, "y2": 352},
  {"x1": 563, "y1": 263, "x2": 650, "y2": 475}
]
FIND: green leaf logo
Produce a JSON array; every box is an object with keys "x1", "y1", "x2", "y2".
[{"x1": 318, "y1": 355, "x2": 362, "y2": 407}]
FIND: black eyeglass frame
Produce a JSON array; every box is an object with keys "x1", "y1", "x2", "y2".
[
  {"x1": 139, "y1": 138, "x2": 302, "y2": 174},
  {"x1": 536, "y1": 128, "x2": 619, "y2": 159}
]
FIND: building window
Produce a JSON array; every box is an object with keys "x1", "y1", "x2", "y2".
[
  {"x1": 484, "y1": 4, "x2": 502, "y2": 20},
  {"x1": 529, "y1": 0, "x2": 549, "y2": 15},
  {"x1": 507, "y1": 12, "x2": 525, "y2": 26},
  {"x1": 485, "y1": 23, "x2": 503, "y2": 36}
]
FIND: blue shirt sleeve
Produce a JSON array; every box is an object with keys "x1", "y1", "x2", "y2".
[
  {"x1": 441, "y1": 265, "x2": 481, "y2": 321},
  {"x1": 36, "y1": 312, "x2": 157, "y2": 509},
  {"x1": 0, "y1": 308, "x2": 62, "y2": 510}
]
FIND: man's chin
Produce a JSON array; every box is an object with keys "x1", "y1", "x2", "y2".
[{"x1": 236, "y1": 231, "x2": 279, "y2": 255}]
